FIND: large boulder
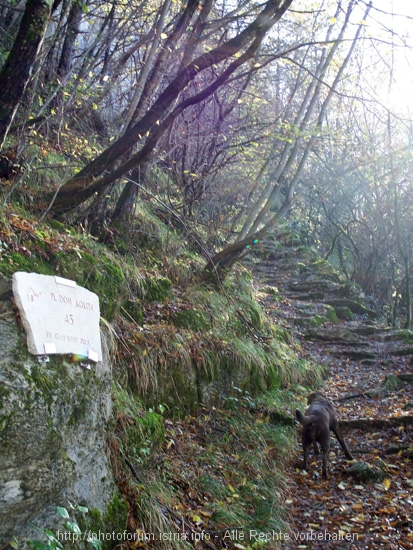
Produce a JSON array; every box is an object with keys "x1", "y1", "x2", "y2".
[{"x1": 0, "y1": 274, "x2": 119, "y2": 545}]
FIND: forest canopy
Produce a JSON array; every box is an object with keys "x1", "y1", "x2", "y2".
[{"x1": 1, "y1": 0, "x2": 413, "y2": 326}]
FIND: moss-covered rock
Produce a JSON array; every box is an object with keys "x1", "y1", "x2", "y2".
[
  {"x1": 325, "y1": 304, "x2": 339, "y2": 323},
  {"x1": 289, "y1": 279, "x2": 337, "y2": 293},
  {"x1": 0, "y1": 293, "x2": 119, "y2": 546},
  {"x1": 380, "y1": 374, "x2": 407, "y2": 390},
  {"x1": 80, "y1": 494, "x2": 129, "y2": 549},
  {"x1": 334, "y1": 306, "x2": 354, "y2": 321},
  {"x1": 310, "y1": 259, "x2": 341, "y2": 282},
  {"x1": 345, "y1": 460, "x2": 386, "y2": 482},
  {"x1": 380, "y1": 329, "x2": 413, "y2": 343},
  {"x1": 310, "y1": 314, "x2": 327, "y2": 327},
  {"x1": 261, "y1": 285, "x2": 280, "y2": 298},
  {"x1": 333, "y1": 281, "x2": 364, "y2": 300},
  {"x1": 305, "y1": 327, "x2": 360, "y2": 342},
  {"x1": 326, "y1": 298, "x2": 377, "y2": 318}
]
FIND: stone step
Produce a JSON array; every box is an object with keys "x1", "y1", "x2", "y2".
[
  {"x1": 329, "y1": 348, "x2": 377, "y2": 360},
  {"x1": 326, "y1": 299, "x2": 377, "y2": 319},
  {"x1": 304, "y1": 327, "x2": 365, "y2": 343},
  {"x1": 289, "y1": 280, "x2": 339, "y2": 293}
]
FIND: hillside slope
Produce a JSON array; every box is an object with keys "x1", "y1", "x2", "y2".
[{"x1": 0, "y1": 206, "x2": 325, "y2": 548}]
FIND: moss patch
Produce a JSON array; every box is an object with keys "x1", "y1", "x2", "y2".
[
  {"x1": 138, "y1": 275, "x2": 172, "y2": 303},
  {"x1": 55, "y1": 251, "x2": 127, "y2": 320},
  {"x1": 172, "y1": 308, "x2": 211, "y2": 331},
  {"x1": 310, "y1": 259, "x2": 341, "y2": 282},
  {"x1": 122, "y1": 299, "x2": 144, "y2": 325},
  {"x1": 0, "y1": 251, "x2": 55, "y2": 278},
  {"x1": 326, "y1": 304, "x2": 339, "y2": 323},
  {"x1": 310, "y1": 314, "x2": 326, "y2": 327},
  {"x1": 333, "y1": 281, "x2": 363, "y2": 300},
  {"x1": 72, "y1": 493, "x2": 129, "y2": 549},
  {"x1": 335, "y1": 306, "x2": 354, "y2": 321}
]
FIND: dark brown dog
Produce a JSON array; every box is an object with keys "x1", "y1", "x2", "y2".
[{"x1": 296, "y1": 392, "x2": 353, "y2": 478}]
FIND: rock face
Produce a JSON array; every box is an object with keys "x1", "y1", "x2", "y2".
[{"x1": 0, "y1": 274, "x2": 117, "y2": 545}]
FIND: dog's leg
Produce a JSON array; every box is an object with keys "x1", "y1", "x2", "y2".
[
  {"x1": 303, "y1": 445, "x2": 309, "y2": 472},
  {"x1": 318, "y1": 427, "x2": 331, "y2": 479},
  {"x1": 301, "y1": 430, "x2": 313, "y2": 472},
  {"x1": 322, "y1": 450, "x2": 328, "y2": 479},
  {"x1": 332, "y1": 425, "x2": 353, "y2": 460}
]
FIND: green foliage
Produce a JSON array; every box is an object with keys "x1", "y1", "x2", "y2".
[
  {"x1": 183, "y1": 280, "x2": 264, "y2": 336},
  {"x1": 309, "y1": 313, "x2": 326, "y2": 327},
  {"x1": 334, "y1": 282, "x2": 363, "y2": 300},
  {"x1": 310, "y1": 259, "x2": 341, "y2": 282},
  {"x1": 121, "y1": 299, "x2": 144, "y2": 325},
  {"x1": 335, "y1": 306, "x2": 354, "y2": 320},
  {"x1": 166, "y1": 251, "x2": 204, "y2": 285},
  {"x1": 27, "y1": 504, "x2": 102, "y2": 550},
  {"x1": 123, "y1": 203, "x2": 183, "y2": 259},
  {"x1": 113, "y1": 383, "x2": 165, "y2": 463},
  {"x1": 0, "y1": 206, "x2": 128, "y2": 320},
  {"x1": 25, "y1": 363, "x2": 60, "y2": 409},
  {"x1": 76, "y1": 495, "x2": 128, "y2": 548},
  {"x1": 346, "y1": 460, "x2": 387, "y2": 483},
  {"x1": 325, "y1": 304, "x2": 339, "y2": 323},
  {"x1": 0, "y1": 250, "x2": 55, "y2": 278},
  {"x1": 0, "y1": 201, "x2": 330, "y2": 546},
  {"x1": 111, "y1": 400, "x2": 297, "y2": 549},
  {"x1": 170, "y1": 407, "x2": 293, "y2": 541}
]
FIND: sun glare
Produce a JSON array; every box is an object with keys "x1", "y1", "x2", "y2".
[{"x1": 369, "y1": 0, "x2": 413, "y2": 116}]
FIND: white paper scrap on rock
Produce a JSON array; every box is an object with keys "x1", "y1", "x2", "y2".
[{"x1": 12, "y1": 271, "x2": 102, "y2": 361}]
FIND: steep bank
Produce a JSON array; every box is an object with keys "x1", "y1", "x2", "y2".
[{"x1": 0, "y1": 206, "x2": 326, "y2": 548}]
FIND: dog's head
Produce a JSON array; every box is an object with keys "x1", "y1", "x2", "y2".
[{"x1": 307, "y1": 392, "x2": 325, "y2": 405}]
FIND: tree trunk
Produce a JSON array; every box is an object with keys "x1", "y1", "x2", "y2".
[
  {"x1": 0, "y1": 0, "x2": 52, "y2": 148},
  {"x1": 57, "y1": 0, "x2": 85, "y2": 78},
  {"x1": 404, "y1": 261, "x2": 411, "y2": 329},
  {"x1": 111, "y1": 165, "x2": 148, "y2": 225}
]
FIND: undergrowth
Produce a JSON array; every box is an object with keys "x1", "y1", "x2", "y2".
[{"x1": 111, "y1": 385, "x2": 299, "y2": 550}]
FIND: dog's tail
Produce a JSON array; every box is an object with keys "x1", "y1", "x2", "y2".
[
  {"x1": 296, "y1": 409, "x2": 306, "y2": 424},
  {"x1": 296, "y1": 409, "x2": 316, "y2": 427}
]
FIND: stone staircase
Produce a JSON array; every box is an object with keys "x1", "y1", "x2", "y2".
[{"x1": 249, "y1": 235, "x2": 413, "y2": 395}]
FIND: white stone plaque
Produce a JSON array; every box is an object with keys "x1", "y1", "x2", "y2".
[{"x1": 12, "y1": 272, "x2": 102, "y2": 361}]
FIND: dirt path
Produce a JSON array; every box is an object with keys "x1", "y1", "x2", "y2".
[{"x1": 252, "y1": 240, "x2": 413, "y2": 549}]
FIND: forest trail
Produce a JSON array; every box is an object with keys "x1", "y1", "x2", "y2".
[{"x1": 252, "y1": 237, "x2": 413, "y2": 549}]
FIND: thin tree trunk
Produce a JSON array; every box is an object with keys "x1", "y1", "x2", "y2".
[
  {"x1": 237, "y1": 1, "x2": 354, "y2": 241},
  {"x1": 205, "y1": 1, "x2": 372, "y2": 280},
  {"x1": 57, "y1": 0, "x2": 85, "y2": 77},
  {"x1": 111, "y1": 165, "x2": 147, "y2": 224},
  {"x1": 121, "y1": 0, "x2": 173, "y2": 131},
  {"x1": 0, "y1": 0, "x2": 52, "y2": 148},
  {"x1": 404, "y1": 261, "x2": 411, "y2": 329}
]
